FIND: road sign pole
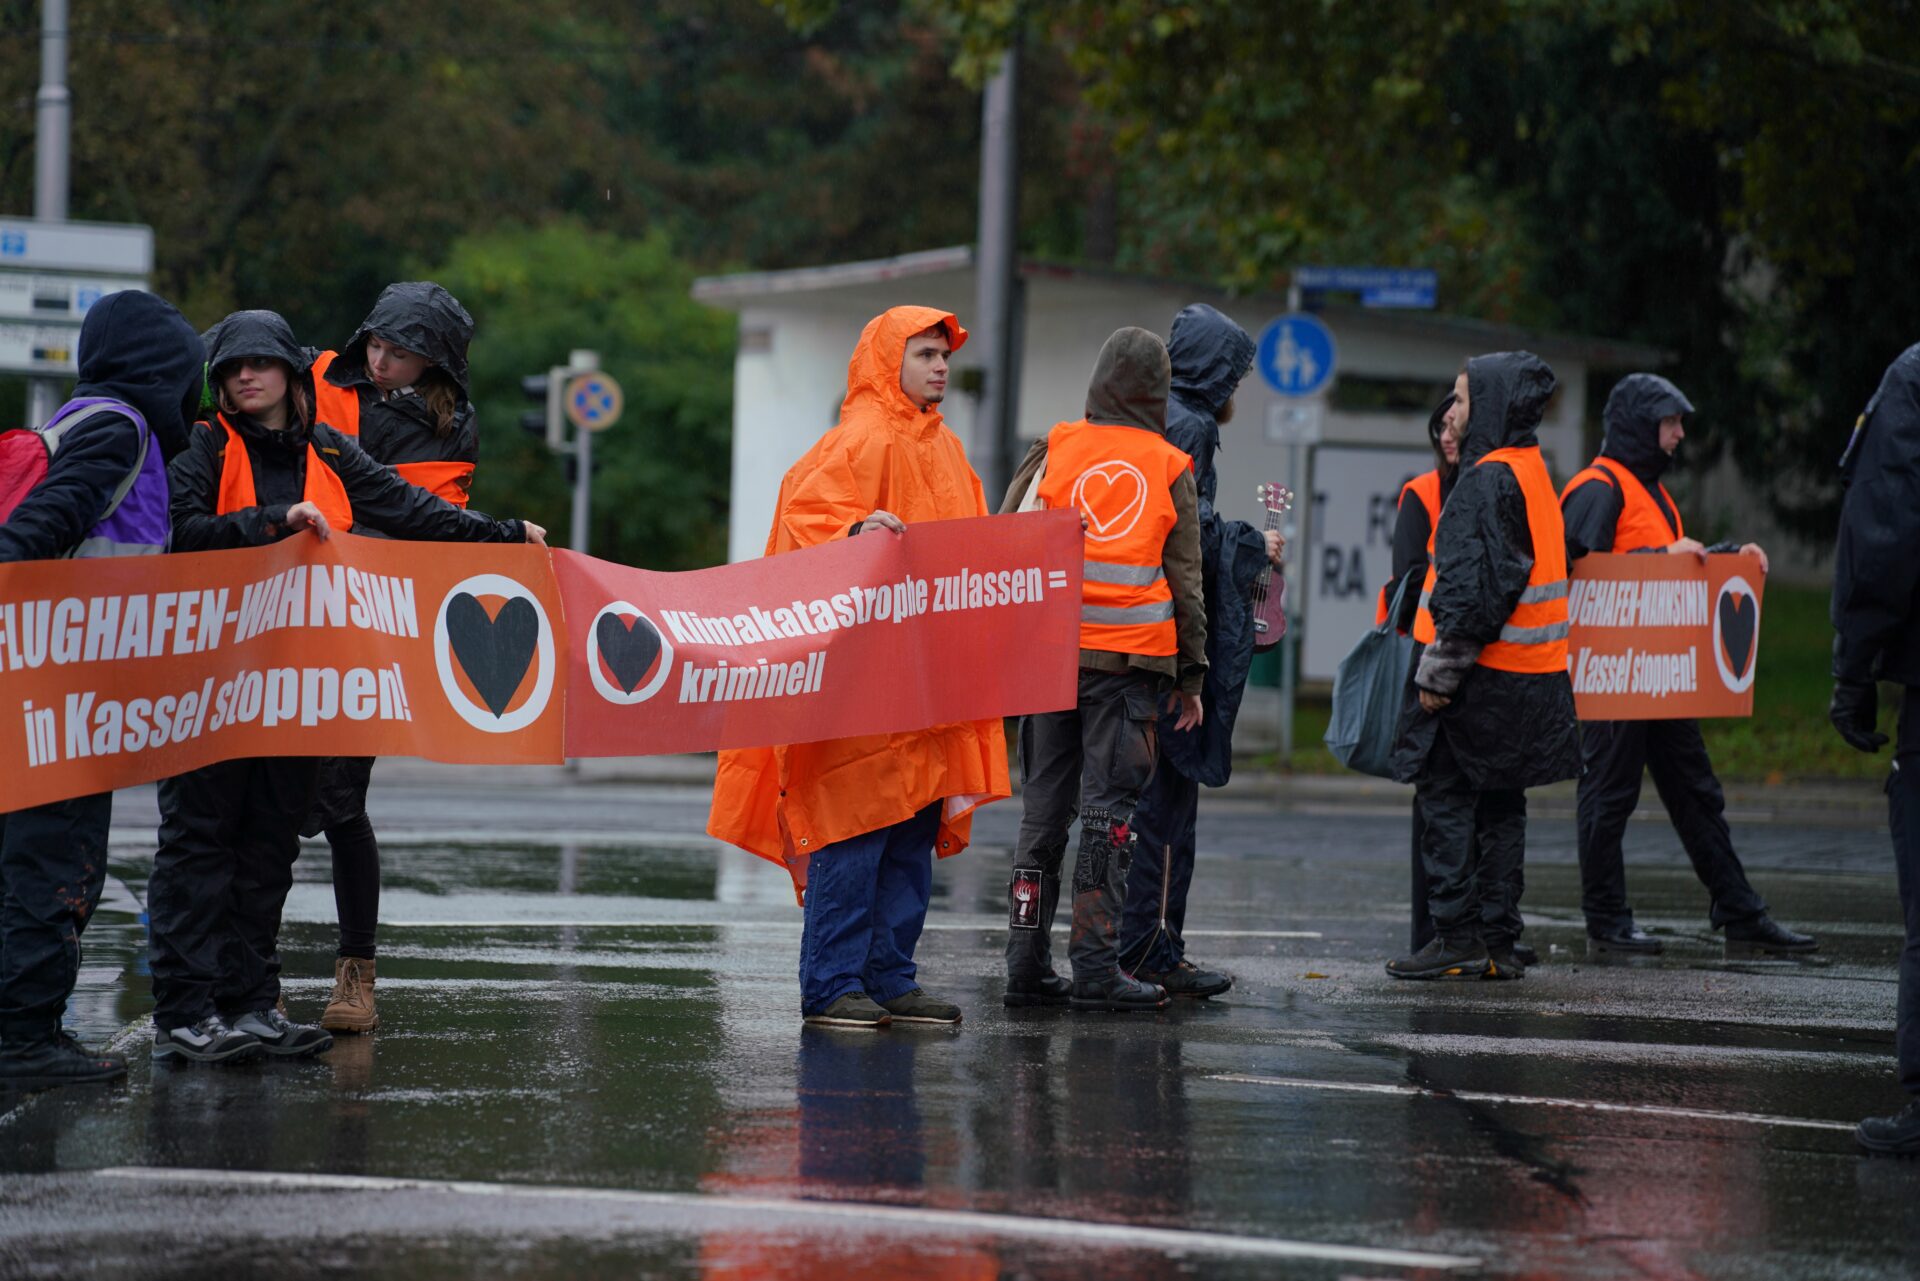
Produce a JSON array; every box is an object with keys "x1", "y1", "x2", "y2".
[
  {"x1": 27, "y1": 0, "x2": 71, "y2": 428},
  {"x1": 571, "y1": 418, "x2": 592, "y2": 557}
]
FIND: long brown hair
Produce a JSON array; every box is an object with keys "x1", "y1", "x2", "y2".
[{"x1": 419, "y1": 367, "x2": 461, "y2": 438}]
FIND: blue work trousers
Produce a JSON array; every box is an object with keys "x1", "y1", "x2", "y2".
[
  {"x1": 799, "y1": 803, "x2": 940, "y2": 1015},
  {"x1": 1119, "y1": 763, "x2": 1199, "y2": 974}
]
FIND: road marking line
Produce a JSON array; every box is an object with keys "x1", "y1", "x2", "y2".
[
  {"x1": 1207, "y1": 1074, "x2": 1859, "y2": 1133},
  {"x1": 357, "y1": 919, "x2": 1322, "y2": 938},
  {"x1": 92, "y1": 1167, "x2": 1478, "y2": 1270}
]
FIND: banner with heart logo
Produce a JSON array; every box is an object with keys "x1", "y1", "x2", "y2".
[
  {"x1": 556, "y1": 510, "x2": 1083, "y2": 756},
  {"x1": 1566, "y1": 552, "x2": 1765, "y2": 720},
  {"x1": 0, "y1": 512, "x2": 1083, "y2": 813}
]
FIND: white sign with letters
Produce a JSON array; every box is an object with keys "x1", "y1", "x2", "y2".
[{"x1": 1301, "y1": 445, "x2": 1436, "y2": 682}]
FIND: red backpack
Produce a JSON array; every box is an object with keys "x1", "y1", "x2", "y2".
[{"x1": 0, "y1": 400, "x2": 149, "y2": 526}]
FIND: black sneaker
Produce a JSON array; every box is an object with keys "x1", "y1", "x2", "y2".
[
  {"x1": 1511, "y1": 942, "x2": 1541, "y2": 967},
  {"x1": 232, "y1": 1008, "x2": 333, "y2": 1059},
  {"x1": 152, "y1": 1015, "x2": 263, "y2": 1064},
  {"x1": 879, "y1": 988, "x2": 962, "y2": 1025},
  {"x1": 0, "y1": 1031, "x2": 127, "y2": 1089},
  {"x1": 1138, "y1": 959, "x2": 1233, "y2": 999},
  {"x1": 1856, "y1": 1099, "x2": 1920, "y2": 1157},
  {"x1": 1587, "y1": 927, "x2": 1663, "y2": 956},
  {"x1": 1069, "y1": 972, "x2": 1167, "y2": 1011},
  {"x1": 1483, "y1": 947, "x2": 1527, "y2": 981},
  {"x1": 1724, "y1": 916, "x2": 1818, "y2": 956},
  {"x1": 1003, "y1": 974, "x2": 1072, "y2": 1008},
  {"x1": 803, "y1": 993, "x2": 891, "y2": 1028},
  {"x1": 1386, "y1": 936, "x2": 1490, "y2": 980}
]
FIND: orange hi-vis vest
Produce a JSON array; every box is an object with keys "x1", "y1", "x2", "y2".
[
  {"x1": 309, "y1": 349, "x2": 473, "y2": 508},
  {"x1": 1039, "y1": 419, "x2": 1191, "y2": 657},
  {"x1": 1560, "y1": 454, "x2": 1681, "y2": 552},
  {"x1": 1413, "y1": 445, "x2": 1570, "y2": 674},
  {"x1": 212, "y1": 415, "x2": 354, "y2": 531},
  {"x1": 1375, "y1": 469, "x2": 1443, "y2": 625}
]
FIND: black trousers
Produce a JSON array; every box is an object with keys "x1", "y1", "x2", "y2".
[
  {"x1": 148, "y1": 757, "x2": 320, "y2": 1030},
  {"x1": 1416, "y1": 728, "x2": 1526, "y2": 950},
  {"x1": 1575, "y1": 718, "x2": 1767, "y2": 934},
  {"x1": 310, "y1": 756, "x2": 380, "y2": 960},
  {"x1": 0, "y1": 792, "x2": 112, "y2": 1043},
  {"x1": 1890, "y1": 691, "x2": 1920, "y2": 1096},
  {"x1": 1119, "y1": 762, "x2": 1199, "y2": 973}
]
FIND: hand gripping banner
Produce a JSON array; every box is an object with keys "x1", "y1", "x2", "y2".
[
  {"x1": 0, "y1": 511, "x2": 1082, "y2": 813},
  {"x1": 1568, "y1": 551, "x2": 1765, "y2": 720}
]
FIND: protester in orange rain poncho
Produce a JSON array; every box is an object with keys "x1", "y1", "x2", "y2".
[{"x1": 708, "y1": 305, "x2": 1010, "y2": 1030}]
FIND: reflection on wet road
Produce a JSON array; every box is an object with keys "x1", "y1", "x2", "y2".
[{"x1": 0, "y1": 775, "x2": 1915, "y2": 1279}]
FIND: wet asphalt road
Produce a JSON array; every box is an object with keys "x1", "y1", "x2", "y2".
[{"x1": 1, "y1": 767, "x2": 1915, "y2": 1280}]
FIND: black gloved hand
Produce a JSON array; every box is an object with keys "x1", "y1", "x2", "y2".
[{"x1": 1829, "y1": 680, "x2": 1888, "y2": 753}]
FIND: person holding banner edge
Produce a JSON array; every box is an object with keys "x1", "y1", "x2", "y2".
[
  {"x1": 147, "y1": 311, "x2": 545, "y2": 1065},
  {"x1": 301, "y1": 282, "x2": 486, "y2": 1038},
  {"x1": 1829, "y1": 341, "x2": 1920, "y2": 1156},
  {"x1": 708, "y1": 305, "x2": 1010, "y2": 1030},
  {"x1": 1561, "y1": 373, "x2": 1815, "y2": 957},
  {"x1": 0, "y1": 291, "x2": 205, "y2": 1089}
]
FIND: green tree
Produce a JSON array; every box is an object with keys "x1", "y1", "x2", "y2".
[{"x1": 428, "y1": 222, "x2": 735, "y2": 570}]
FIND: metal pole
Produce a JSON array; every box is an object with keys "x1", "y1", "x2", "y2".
[
  {"x1": 27, "y1": 0, "x2": 71, "y2": 427},
  {"x1": 1279, "y1": 439, "x2": 1300, "y2": 762},
  {"x1": 570, "y1": 418, "x2": 591, "y2": 556},
  {"x1": 973, "y1": 44, "x2": 1021, "y2": 499}
]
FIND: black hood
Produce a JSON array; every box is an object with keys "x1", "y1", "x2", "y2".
[
  {"x1": 331, "y1": 281, "x2": 473, "y2": 398},
  {"x1": 1843, "y1": 342, "x2": 1920, "y2": 487},
  {"x1": 1085, "y1": 326, "x2": 1171, "y2": 434},
  {"x1": 1167, "y1": 304, "x2": 1254, "y2": 416},
  {"x1": 1600, "y1": 372, "x2": 1693, "y2": 482},
  {"x1": 1461, "y1": 351, "x2": 1557, "y2": 464},
  {"x1": 74, "y1": 290, "x2": 205, "y2": 463},
  {"x1": 206, "y1": 310, "x2": 312, "y2": 377}
]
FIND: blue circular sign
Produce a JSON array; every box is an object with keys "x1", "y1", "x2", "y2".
[{"x1": 1256, "y1": 313, "x2": 1337, "y2": 398}]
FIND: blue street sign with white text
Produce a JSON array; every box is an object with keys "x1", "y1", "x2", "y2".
[
  {"x1": 1256, "y1": 313, "x2": 1338, "y2": 398},
  {"x1": 1294, "y1": 266, "x2": 1438, "y2": 309}
]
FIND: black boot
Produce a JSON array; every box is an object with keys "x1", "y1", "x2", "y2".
[
  {"x1": 1483, "y1": 946, "x2": 1527, "y2": 981},
  {"x1": 1070, "y1": 971, "x2": 1167, "y2": 1011},
  {"x1": 1386, "y1": 935, "x2": 1490, "y2": 980},
  {"x1": 0, "y1": 1031, "x2": 127, "y2": 1089},
  {"x1": 1724, "y1": 915, "x2": 1818, "y2": 956},
  {"x1": 1005, "y1": 866, "x2": 1071, "y2": 1006},
  {"x1": 1856, "y1": 1099, "x2": 1920, "y2": 1157}
]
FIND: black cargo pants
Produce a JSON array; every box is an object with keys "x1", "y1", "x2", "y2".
[{"x1": 0, "y1": 792, "x2": 113, "y2": 1043}]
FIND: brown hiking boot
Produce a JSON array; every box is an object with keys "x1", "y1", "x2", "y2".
[{"x1": 320, "y1": 957, "x2": 379, "y2": 1033}]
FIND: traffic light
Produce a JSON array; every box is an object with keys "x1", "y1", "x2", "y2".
[{"x1": 519, "y1": 368, "x2": 565, "y2": 450}]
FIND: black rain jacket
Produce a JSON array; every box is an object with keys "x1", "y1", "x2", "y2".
[
  {"x1": 1833, "y1": 342, "x2": 1920, "y2": 685},
  {"x1": 321, "y1": 282, "x2": 479, "y2": 473},
  {"x1": 171, "y1": 310, "x2": 523, "y2": 550},
  {"x1": 1385, "y1": 394, "x2": 1459, "y2": 632},
  {"x1": 1391, "y1": 351, "x2": 1582, "y2": 790},
  {"x1": 1156, "y1": 304, "x2": 1267, "y2": 786},
  {"x1": 1563, "y1": 372, "x2": 1692, "y2": 559},
  {"x1": 0, "y1": 292, "x2": 203, "y2": 562}
]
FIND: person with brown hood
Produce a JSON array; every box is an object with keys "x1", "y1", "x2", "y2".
[
  {"x1": 707, "y1": 306, "x2": 1010, "y2": 1030},
  {"x1": 1000, "y1": 326, "x2": 1208, "y2": 1012}
]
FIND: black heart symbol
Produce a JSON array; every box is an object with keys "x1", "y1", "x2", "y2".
[
  {"x1": 1718, "y1": 590, "x2": 1756, "y2": 679},
  {"x1": 595, "y1": 612, "x2": 662, "y2": 693},
  {"x1": 447, "y1": 593, "x2": 539, "y2": 717}
]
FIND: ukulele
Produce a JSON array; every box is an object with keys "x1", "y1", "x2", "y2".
[{"x1": 1251, "y1": 483, "x2": 1294, "y2": 654}]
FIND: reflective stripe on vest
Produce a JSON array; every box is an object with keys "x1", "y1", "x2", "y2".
[
  {"x1": 214, "y1": 416, "x2": 355, "y2": 532},
  {"x1": 1412, "y1": 445, "x2": 1571, "y2": 675},
  {"x1": 309, "y1": 350, "x2": 362, "y2": 438},
  {"x1": 1559, "y1": 455, "x2": 1681, "y2": 552},
  {"x1": 1037, "y1": 418, "x2": 1192, "y2": 657},
  {"x1": 1375, "y1": 469, "x2": 1443, "y2": 626}
]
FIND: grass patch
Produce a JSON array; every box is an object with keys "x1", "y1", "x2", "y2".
[{"x1": 1262, "y1": 583, "x2": 1889, "y2": 783}]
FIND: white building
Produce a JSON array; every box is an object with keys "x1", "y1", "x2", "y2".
[{"x1": 693, "y1": 246, "x2": 1668, "y2": 680}]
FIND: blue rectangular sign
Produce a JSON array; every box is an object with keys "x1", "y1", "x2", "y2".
[{"x1": 1294, "y1": 266, "x2": 1437, "y2": 309}]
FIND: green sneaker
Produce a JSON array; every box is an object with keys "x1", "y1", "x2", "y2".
[
  {"x1": 803, "y1": 993, "x2": 891, "y2": 1028},
  {"x1": 879, "y1": 988, "x2": 962, "y2": 1025}
]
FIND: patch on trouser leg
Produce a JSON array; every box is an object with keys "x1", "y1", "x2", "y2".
[
  {"x1": 1072, "y1": 808, "x2": 1113, "y2": 895},
  {"x1": 1009, "y1": 867, "x2": 1044, "y2": 930}
]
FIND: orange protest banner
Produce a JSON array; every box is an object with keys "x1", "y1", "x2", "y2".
[
  {"x1": 0, "y1": 512, "x2": 1084, "y2": 813},
  {"x1": 0, "y1": 533, "x2": 566, "y2": 814},
  {"x1": 557, "y1": 510, "x2": 1083, "y2": 756},
  {"x1": 1568, "y1": 552, "x2": 1764, "y2": 720}
]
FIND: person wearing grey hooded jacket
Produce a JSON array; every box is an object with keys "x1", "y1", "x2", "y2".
[{"x1": 1000, "y1": 327, "x2": 1207, "y2": 1011}]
